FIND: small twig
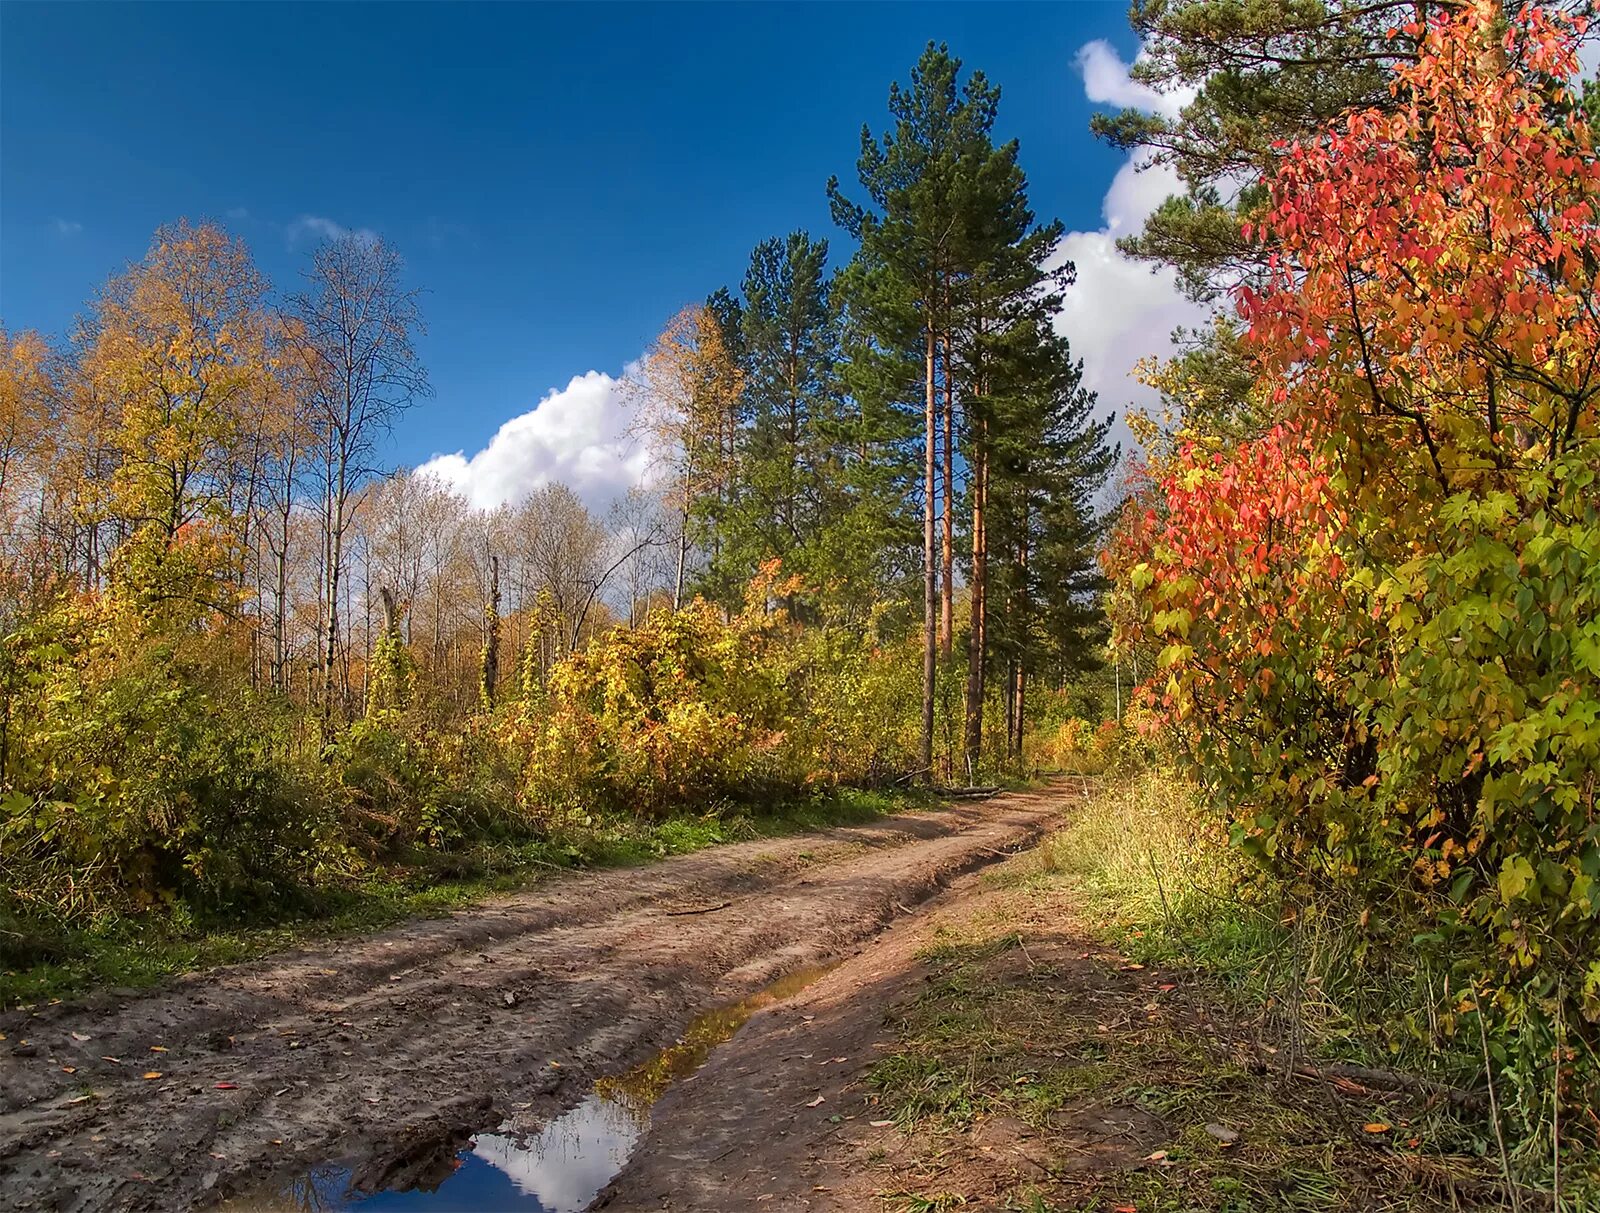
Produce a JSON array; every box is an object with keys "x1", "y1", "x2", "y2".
[
  {"x1": 1553, "y1": 980, "x2": 1564, "y2": 1207},
  {"x1": 1147, "y1": 850, "x2": 1176, "y2": 937},
  {"x1": 1017, "y1": 937, "x2": 1036, "y2": 970},
  {"x1": 661, "y1": 901, "x2": 731, "y2": 917},
  {"x1": 1477, "y1": 988, "x2": 1521, "y2": 1213}
]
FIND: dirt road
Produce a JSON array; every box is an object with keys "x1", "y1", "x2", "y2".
[{"x1": 0, "y1": 787, "x2": 1072, "y2": 1212}]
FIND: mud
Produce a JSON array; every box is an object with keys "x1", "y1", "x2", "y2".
[{"x1": 0, "y1": 788, "x2": 1071, "y2": 1212}]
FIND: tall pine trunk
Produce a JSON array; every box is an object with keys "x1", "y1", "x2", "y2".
[
  {"x1": 940, "y1": 330, "x2": 954, "y2": 660},
  {"x1": 962, "y1": 420, "x2": 987, "y2": 773},
  {"x1": 920, "y1": 323, "x2": 937, "y2": 782},
  {"x1": 1009, "y1": 526, "x2": 1030, "y2": 761}
]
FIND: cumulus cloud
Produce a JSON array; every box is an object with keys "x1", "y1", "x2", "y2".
[
  {"x1": 416, "y1": 369, "x2": 649, "y2": 512},
  {"x1": 1054, "y1": 45, "x2": 1209, "y2": 451},
  {"x1": 1075, "y1": 39, "x2": 1196, "y2": 121},
  {"x1": 285, "y1": 213, "x2": 379, "y2": 247},
  {"x1": 472, "y1": 1096, "x2": 639, "y2": 1211}
]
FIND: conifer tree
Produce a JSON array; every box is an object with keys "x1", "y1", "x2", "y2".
[{"x1": 830, "y1": 43, "x2": 1005, "y2": 778}]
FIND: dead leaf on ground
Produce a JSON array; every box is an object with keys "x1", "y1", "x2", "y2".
[
  {"x1": 1364, "y1": 1122, "x2": 1391, "y2": 1134},
  {"x1": 213, "y1": 1083, "x2": 239, "y2": 1091},
  {"x1": 141, "y1": 1071, "x2": 162, "y2": 1080}
]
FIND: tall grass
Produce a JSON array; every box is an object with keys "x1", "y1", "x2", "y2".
[{"x1": 1036, "y1": 769, "x2": 1597, "y2": 1202}]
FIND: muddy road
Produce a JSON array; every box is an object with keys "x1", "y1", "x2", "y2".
[{"x1": 0, "y1": 787, "x2": 1074, "y2": 1212}]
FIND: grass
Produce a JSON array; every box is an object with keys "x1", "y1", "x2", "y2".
[
  {"x1": 861, "y1": 770, "x2": 1551, "y2": 1211},
  {"x1": 0, "y1": 784, "x2": 921, "y2": 1009}
]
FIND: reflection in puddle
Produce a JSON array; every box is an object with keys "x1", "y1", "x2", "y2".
[
  {"x1": 230, "y1": 963, "x2": 837, "y2": 1211},
  {"x1": 230, "y1": 1095, "x2": 639, "y2": 1212}
]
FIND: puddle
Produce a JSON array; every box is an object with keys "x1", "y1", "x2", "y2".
[
  {"x1": 228, "y1": 962, "x2": 838, "y2": 1211},
  {"x1": 598, "y1": 961, "x2": 838, "y2": 1111},
  {"x1": 228, "y1": 1094, "x2": 639, "y2": 1212}
]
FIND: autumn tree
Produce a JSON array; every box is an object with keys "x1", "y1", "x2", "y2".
[
  {"x1": 71, "y1": 220, "x2": 277, "y2": 622},
  {"x1": 0, "y1": 330, "x2": 57, "y2": 587},
  {"x1": 289, "y1": 235, "x2": 429, "y2": 725},
  {"x1": 630, "y1": 304, "x2": 745, "y2": 608},
  {"x1": 1111, "y1": 2, "x2": 1600, "y2": 1116}
]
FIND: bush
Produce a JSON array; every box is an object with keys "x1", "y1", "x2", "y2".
[
  {"x1": 508, "y1": 586, "x2": 925, "y2": 818},
  {"x1": 0, "y1": 601, "x2": 345, "y2": 920}
]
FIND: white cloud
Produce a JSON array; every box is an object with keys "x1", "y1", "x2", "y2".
[
  {"x1": 49, "y1": 217, "x2": 83, "y2": 237},
  {"x1": 1100, "y1": 147, "x2": 1185, "y2": 236},
  {"x1": 1054, "y1": 49, "x2": 1210, "y2": 453},
  {"x1": 285, "y1": 213, "x2": 379, "y2": 247},
  {"x1": 1051, "y1": 224, "x2": 1205, "y2": 431},
  {"x1": 416, "y1": 368, "x2": 650, "y2": 512},
  {"x1": 225, "y1": 206, "x2": 251, "y2": 221},
  {"x1": 472, "y1": 1095, "x2": 640, "y2": 1212},
  {"x1": 1076, "y1": 39, "x2": 1195, "y2": 121}
]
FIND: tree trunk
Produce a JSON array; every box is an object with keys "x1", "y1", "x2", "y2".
[
  {"x1": 674, "y1": 447, "x2": 693, "y2": 610},
  {"x1": 322, "y1": 464, "x2": 347, "y2": 732},
  {"x1": 1010, "y1": 529, "x2": 1030, "y2": 761},
  {"x1": 481, "y1": 552, "x2": 501, "y2": 708},
  {"x1": 962, "y1": 423, "x2": 987, "y2": 773},
  {"x1": 273, "y1": 499, "x2": 291, "y2": 692},
  {"x1": 940, "y1": 330, "x2": 954, "y2": 659},
  {"x1": 920, "y1": 323, "x2": 937, "y2": 782}
]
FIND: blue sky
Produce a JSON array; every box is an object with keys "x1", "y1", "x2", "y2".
[{"x1": 1, "y1": 2, "x2": 1200, "y2": 508}]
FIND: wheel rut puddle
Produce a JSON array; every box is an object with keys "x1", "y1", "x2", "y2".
[{"x1": 224, "y1": 963, "x2": 841, "y2": 1212}]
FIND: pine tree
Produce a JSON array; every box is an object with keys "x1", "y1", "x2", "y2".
[
  {"x1": 830, "y1": 42, "x2": 1008, "y2": 780},
  {"x1": 705, "y1": 233, "x2": 853, "y2": 612}
]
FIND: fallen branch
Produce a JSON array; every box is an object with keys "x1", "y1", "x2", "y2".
[
  {"x1": 943, "y1": 785, "x2": 1001, "y2": 800},
  {"x1": 661, "y1": 901, "x2": 732, "y2": 917},
  {"x1": 1269, "y1": 1053, "x2": 1487, "y2": 1112}
]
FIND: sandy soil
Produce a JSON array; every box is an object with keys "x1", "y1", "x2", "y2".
[{"x1": 0, "y1": 787, "x2": 1071, "y2": 1212}]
